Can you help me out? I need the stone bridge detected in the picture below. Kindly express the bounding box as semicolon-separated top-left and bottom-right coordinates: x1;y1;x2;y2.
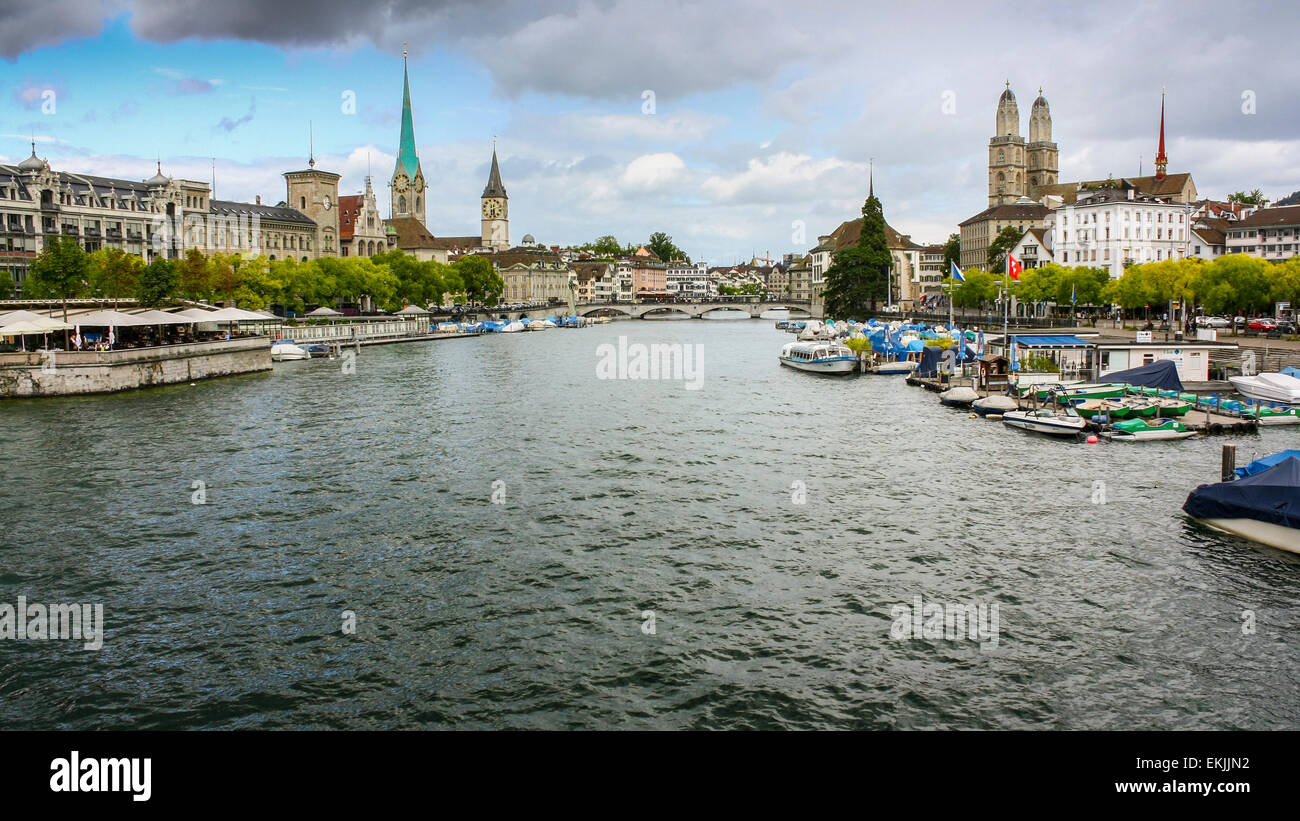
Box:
575;301;814;319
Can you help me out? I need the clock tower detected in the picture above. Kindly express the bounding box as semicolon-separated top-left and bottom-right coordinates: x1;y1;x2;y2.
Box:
390;46;426;224
481;147;508;250
284;147;341;258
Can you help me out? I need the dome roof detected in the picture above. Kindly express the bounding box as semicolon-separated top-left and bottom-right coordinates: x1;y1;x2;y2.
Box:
522;233;535;244
999;84;1017;104
17;145;45;172
1032;87;1049;108
145;161;171;186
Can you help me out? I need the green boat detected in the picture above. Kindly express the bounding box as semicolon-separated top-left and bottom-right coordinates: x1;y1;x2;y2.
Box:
1122;399;1160;418
1072;398;1133;419
1054;383;1130;402
1113;417;1189;433
1247;406;1300;426
1109;417;1196;440
1018;380;1084;400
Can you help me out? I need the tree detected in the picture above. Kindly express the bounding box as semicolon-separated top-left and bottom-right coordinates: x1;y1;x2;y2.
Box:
88;248;143;307
940;233;961;278
0;273;12;299
986;225;1023;273
1227;189;1265;206
177;248;213;301
589;235;623;257
26;235;90;324
137;258;179;308
647;232;685;263
951;268;998;309
823;192;891;318
452;254;503;305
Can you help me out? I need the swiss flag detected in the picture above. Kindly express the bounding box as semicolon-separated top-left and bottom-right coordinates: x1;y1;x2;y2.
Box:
1007;253;1022;281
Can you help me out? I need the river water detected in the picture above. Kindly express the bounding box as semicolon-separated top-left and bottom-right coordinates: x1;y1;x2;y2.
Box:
2;319;1298;729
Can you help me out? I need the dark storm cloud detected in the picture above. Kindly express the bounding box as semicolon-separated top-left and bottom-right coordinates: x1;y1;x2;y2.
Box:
0;0;117;60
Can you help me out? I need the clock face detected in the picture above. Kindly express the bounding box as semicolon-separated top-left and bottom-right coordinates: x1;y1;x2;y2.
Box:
394;177;408;192
483;200;500;218
323;196;332;210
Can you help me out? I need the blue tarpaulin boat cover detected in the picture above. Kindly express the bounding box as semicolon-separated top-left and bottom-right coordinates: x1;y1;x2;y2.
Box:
1184;456;1300;530
1282;366;1300;379
1103;359;1184;392
1235;450;1300;478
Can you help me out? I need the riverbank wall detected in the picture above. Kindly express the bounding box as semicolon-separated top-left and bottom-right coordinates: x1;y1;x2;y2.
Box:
0;337;272;399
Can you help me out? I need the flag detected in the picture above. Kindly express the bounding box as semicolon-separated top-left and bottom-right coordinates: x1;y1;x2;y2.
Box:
951;261;965;283
977;330;985;355
72;325;82;350
1007;253;1022;281
1010;335;1020;371
1071;283;1077;305
108;325;115;347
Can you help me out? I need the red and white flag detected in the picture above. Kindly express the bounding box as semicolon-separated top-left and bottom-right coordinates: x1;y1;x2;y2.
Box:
1007;253;1022;281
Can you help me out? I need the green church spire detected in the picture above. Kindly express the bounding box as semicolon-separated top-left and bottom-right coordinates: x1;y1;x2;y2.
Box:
394;45;421;182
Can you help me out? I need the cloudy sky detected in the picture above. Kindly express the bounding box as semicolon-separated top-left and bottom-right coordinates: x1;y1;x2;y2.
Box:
3;0;1298;263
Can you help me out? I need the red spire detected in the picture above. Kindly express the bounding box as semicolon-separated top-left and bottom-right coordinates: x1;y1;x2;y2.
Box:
1155;91;1168;180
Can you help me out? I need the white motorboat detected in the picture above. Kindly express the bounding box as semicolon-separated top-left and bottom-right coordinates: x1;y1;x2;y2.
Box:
778;341;858;375
1001;407;1087;437
1228;372;1300;404
500;320;525;333
871;357;918;374
270;340;310;361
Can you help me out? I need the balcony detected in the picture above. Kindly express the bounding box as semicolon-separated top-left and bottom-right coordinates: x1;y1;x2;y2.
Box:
39;201;59;213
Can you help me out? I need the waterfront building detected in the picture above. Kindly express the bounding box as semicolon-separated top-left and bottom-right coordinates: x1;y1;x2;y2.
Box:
495;242;574;304
958;199;1052;271
284;157;341;257
1190;217;1230;261
339;176;390;258
1009;227;1053;270
665;260;713;299
1224;205;1300;261
574;260;615;302
917;244;946;299
1049;183;1192;277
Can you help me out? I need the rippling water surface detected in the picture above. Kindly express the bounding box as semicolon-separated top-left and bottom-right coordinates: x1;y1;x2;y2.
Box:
2;320;1298;729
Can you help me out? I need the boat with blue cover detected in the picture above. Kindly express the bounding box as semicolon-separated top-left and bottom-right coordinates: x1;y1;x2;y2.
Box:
1183;455;1300;554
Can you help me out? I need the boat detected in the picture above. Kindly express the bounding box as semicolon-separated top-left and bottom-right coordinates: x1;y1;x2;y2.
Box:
871;359;918;374
972;394;1019;416
1154;398;1192;416
1072;398;1133;420
1001;407;1087;437
938;386;979;407
305;343;331;358
1183;455;1300;554
270;340;310;361
1106;417;1197;441
499;320;525;333
1229;372;1300;404
1246;405;1300;425
778;341;858;374
1017;380;1085;400
1052;383;1130;402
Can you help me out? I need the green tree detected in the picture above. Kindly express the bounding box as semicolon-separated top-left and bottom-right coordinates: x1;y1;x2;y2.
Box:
177;248;213;301
1227;189;1265;206
986;225;1023;273
647;232;685;263
26;235;90;323
87;248;143;307
940;233;961;279
0;273;12;299
587;235;623;257
951;268;999;309
823;192;891;318
453;254;503;305
137;258;180;308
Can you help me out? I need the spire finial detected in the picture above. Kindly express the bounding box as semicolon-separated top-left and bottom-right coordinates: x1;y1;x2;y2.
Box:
1038;85;1043;96
1005;79;1010;90
869;157;874;198
403;42;408;61
308;121;315;168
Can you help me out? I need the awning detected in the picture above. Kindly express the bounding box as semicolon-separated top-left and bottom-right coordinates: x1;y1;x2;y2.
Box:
1014;335;1091;347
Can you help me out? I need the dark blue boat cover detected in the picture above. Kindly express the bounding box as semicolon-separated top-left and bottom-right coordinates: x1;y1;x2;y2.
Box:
1183;456;1300;529
1235;449;1300;478
915;346;943;378
1104;358;1183;391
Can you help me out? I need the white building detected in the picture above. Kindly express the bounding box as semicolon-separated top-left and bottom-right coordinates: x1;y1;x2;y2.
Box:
666;261;713;298
1049;182;1192;278
1225;205;1300;262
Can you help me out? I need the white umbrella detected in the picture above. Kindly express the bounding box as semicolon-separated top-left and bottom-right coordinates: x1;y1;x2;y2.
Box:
206;307;271;321
0;309;64;329
77;309;150;327
304;306;342;317
133;309;194;325
1;317;72;351
173;308;222;321
396;305;429;315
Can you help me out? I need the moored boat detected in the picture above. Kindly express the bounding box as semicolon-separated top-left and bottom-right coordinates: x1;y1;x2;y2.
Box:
938;386;979;407
1002;407;1087;437
1106;417;1196;441
270;340;310;361
778;341;858;374
1247;405;1300;425
972;394;1018;416
1072;398;1132;420
1183;455;1300;554
1053;383;1130;403
1229;372;1300;404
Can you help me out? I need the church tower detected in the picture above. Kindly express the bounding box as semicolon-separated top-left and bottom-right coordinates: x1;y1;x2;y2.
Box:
1025;87;1059;197
390;45;427;224
480;146;508;250
1154;90;1168;181
988;81;1028;206
284;129;341;257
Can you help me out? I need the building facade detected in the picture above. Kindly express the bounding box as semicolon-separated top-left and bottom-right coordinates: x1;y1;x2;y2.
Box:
1225;205;1300;261
338;176;389;258
988;83;1059;206
958;200;1052;271
1049;184;1192;277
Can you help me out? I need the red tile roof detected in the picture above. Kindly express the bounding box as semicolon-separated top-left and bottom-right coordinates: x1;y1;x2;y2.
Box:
337;195;362;240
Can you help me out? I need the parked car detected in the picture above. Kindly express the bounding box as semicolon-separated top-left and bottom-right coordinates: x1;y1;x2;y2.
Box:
1202;316;1231;329
1275;319;1297;334
1248;318;1277;331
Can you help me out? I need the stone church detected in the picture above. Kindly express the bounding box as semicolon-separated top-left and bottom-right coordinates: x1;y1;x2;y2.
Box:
987;83;1059;207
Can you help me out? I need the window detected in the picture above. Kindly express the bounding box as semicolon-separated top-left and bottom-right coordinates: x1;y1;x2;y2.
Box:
300;196;306;208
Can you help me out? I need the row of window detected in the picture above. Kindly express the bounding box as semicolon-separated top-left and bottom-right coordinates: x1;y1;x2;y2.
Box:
1062;210;1184;225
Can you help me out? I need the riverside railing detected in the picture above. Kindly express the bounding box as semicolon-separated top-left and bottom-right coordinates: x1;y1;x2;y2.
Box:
273;319;431;344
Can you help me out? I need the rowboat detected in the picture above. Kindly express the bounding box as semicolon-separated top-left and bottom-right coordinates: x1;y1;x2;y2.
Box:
1002;407;1087;437
778;341;858;374
1072;398;1132;420
1053;383;1130;402
1106;417;1197;441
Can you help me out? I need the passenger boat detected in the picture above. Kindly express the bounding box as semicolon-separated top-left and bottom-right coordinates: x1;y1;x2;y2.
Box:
270;340;310;361
1183;455;1300;554
1106;417;1197;441
1001;407;1087;437
778;341;858;374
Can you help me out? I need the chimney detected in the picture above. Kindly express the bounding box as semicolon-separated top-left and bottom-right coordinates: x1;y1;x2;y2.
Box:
1127;188;1134;201
256;195;262;205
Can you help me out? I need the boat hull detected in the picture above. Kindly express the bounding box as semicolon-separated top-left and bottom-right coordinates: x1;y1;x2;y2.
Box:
1107;430;1198;441
271;343;309;361
871;361;917;374
1192;517;1300;555
1002;412;1086;436
779;356;857;375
